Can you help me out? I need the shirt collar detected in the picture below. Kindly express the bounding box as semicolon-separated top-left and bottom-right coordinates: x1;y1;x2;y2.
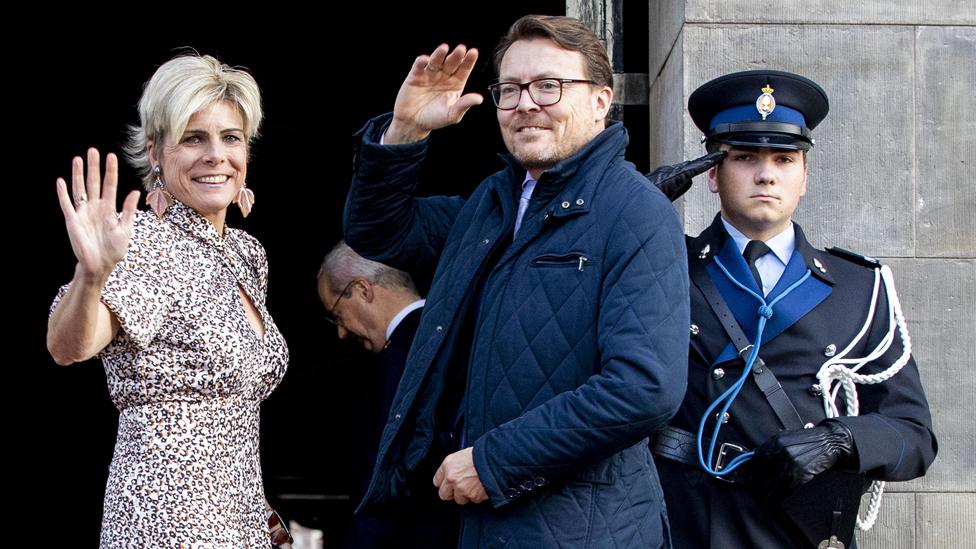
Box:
165;200;228;249
385;299;425;341
521;172;537;199
721;217;795;266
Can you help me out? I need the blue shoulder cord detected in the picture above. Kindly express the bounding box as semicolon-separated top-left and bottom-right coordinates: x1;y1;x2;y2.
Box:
696;257;812;476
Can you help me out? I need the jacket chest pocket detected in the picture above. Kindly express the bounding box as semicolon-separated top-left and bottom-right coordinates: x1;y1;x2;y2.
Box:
513;251;599;342
531;252;594;272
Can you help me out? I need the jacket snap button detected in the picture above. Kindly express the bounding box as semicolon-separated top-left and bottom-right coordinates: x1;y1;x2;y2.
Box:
575;198;584;206
561;201;570;209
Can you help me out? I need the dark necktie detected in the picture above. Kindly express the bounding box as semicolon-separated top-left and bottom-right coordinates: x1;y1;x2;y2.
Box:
743;240;772;292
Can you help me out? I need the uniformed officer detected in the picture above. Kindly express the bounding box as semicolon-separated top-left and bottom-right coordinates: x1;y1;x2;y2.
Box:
652;70;938;548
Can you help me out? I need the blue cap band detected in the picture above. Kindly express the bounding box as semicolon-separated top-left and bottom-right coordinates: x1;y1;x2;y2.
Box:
709;104;807;129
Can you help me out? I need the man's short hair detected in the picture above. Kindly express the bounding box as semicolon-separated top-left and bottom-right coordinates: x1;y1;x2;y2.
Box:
492;14;613;90
319;241;417;295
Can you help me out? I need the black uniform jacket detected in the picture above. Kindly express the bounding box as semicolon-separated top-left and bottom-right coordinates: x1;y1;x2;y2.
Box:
658;215;937;548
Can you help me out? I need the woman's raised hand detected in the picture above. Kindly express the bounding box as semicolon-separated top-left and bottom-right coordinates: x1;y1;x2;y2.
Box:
55;148;141;280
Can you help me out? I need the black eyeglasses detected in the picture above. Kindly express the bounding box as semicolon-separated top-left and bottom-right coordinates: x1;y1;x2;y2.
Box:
488;78;596;110
324;279;358;326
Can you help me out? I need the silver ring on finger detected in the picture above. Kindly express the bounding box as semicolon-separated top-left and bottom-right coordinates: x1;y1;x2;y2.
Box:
75;194;88;207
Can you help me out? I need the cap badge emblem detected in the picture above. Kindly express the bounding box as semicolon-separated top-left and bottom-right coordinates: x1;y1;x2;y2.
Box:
756;84;776;120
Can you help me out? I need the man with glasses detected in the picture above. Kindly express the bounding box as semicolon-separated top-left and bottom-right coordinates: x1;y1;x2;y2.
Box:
318;242;457;548
319;241;424;354
344;15;689;547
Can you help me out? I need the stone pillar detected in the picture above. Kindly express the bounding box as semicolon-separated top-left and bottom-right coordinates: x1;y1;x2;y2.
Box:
648;2;976;547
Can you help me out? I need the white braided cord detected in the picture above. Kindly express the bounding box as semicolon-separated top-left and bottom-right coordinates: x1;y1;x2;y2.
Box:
815;265;912;531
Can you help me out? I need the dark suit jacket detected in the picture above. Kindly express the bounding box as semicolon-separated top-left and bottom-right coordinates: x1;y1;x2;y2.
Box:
658;215;937;547
342;306;457;549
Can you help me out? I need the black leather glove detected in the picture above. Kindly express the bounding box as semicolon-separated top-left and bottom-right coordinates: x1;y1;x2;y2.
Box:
748;419;856;499
645;151;727;202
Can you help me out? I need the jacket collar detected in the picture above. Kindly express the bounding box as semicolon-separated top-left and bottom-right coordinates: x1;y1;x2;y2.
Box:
691;213;834;286
694;214;834;363
497;120;628;221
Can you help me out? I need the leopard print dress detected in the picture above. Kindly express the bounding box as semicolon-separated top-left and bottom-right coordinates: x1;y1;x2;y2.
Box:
53;201;289;547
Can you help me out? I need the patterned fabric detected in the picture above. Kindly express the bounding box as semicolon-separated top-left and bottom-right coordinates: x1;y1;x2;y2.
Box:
52;201;288;547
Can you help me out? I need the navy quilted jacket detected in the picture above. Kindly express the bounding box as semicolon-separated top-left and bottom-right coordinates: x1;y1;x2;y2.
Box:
345;114;689;548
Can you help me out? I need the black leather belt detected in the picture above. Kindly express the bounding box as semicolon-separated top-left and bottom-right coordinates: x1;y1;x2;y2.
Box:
651;426;752;484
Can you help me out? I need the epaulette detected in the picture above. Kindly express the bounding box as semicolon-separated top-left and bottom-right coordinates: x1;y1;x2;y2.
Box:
825;246;882;269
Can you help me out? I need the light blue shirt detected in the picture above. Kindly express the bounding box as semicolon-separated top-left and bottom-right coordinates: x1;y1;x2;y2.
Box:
721;218;795;296
514;172;537;236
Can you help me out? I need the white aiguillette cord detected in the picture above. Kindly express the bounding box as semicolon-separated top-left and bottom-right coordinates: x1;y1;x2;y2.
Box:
816;265;913;531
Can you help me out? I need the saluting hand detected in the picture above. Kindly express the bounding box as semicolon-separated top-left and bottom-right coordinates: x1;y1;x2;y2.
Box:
646;151;727;202
386;43;484;144
55;148;140;281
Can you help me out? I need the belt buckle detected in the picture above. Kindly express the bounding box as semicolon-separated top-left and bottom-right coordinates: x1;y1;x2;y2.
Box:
738;345;766;372
713;442;746;483
737;344;754;361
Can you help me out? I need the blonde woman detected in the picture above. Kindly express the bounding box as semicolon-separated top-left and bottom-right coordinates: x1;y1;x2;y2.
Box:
47;54;289;546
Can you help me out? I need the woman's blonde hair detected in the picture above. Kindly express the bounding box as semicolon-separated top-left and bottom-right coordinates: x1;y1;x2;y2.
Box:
124;53;263;189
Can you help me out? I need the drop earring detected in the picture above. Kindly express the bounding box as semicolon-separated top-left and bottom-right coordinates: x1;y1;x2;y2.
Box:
146;165;173;218
236;181;255;218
